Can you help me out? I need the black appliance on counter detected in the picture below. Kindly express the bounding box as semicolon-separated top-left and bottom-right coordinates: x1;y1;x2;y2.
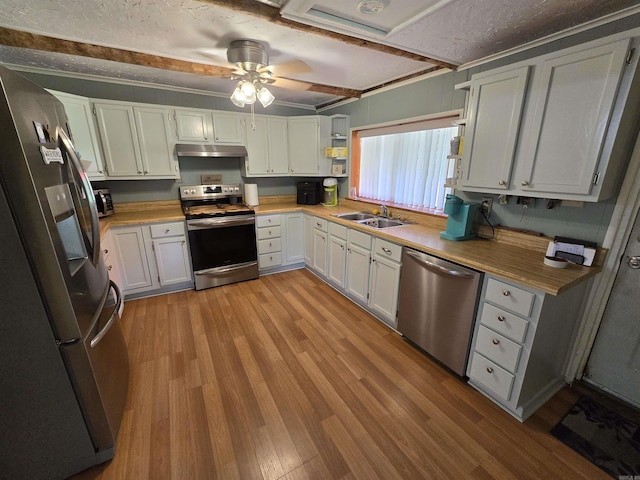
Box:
0;65;128;479
297;181;323;205
180;184;258;290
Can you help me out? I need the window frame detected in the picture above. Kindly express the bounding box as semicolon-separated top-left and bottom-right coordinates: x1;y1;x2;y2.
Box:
350;110;463;215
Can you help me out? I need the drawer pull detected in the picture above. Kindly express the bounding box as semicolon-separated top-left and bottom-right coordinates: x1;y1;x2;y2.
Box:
165;228;170;233
269;242;272;247
502;290;511;296
103;249;109;254
486;367;494;374
316;222;322;228
382;247;392;254
497;315;505;322
492;339;500;345
268;230;272;235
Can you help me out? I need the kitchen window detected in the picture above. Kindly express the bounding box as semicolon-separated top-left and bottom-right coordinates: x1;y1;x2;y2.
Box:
353;114;459;211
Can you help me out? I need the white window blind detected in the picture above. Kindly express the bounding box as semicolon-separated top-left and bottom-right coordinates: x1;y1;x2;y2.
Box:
357;117;457;210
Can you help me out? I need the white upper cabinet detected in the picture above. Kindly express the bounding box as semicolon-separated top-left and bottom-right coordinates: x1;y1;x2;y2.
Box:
212;111;244;144
243;115;289;176
515;39;631;196
457;36;635;201
174;109;243;144
49;90;106;180
93;101;178;179
133;106;176;177
174;109;213;143
460;66;530;190
94;102;144;177
288;116;332;176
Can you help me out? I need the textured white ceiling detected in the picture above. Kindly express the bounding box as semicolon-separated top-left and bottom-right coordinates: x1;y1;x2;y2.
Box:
0;0;638;107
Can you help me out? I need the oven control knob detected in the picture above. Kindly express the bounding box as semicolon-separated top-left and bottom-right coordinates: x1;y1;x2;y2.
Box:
190;189;196;194
234;186;240;192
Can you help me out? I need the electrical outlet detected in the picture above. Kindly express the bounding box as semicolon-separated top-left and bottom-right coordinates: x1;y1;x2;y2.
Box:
481;197;493;216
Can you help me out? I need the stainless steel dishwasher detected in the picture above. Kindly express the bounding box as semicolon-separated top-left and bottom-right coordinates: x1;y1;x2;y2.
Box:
397;247;482;376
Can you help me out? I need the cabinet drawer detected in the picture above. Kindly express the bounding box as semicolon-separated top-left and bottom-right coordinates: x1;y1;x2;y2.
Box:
149;222;185;238
373;238;402;263
258;237;281;254
257;225;281;240
329;221;348;240
257;214;281;228
485;278;535;317
468;352;515;402
348;228;372;249
259;252;282;269
475;325;522;373
479;303;529;343
313;217;328;232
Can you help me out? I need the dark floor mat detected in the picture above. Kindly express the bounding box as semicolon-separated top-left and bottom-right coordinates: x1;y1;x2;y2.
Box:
551;395;640;477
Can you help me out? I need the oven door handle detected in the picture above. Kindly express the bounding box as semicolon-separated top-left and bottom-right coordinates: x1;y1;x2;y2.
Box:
188;216;255;229
195;261;258;276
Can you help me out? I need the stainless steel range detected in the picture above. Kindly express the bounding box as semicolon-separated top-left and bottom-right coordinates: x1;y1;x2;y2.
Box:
180;184;258;290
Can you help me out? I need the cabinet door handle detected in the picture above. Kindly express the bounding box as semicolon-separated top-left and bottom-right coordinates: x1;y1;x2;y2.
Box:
521;180;529;186
316;223;322;228
340;244;344;250
492;339;500;345
498;180;506;186
382;247;392;255
502;290;510;296
486;367;494;374
103;249;109;254
497;315;505;322
107;265;112;271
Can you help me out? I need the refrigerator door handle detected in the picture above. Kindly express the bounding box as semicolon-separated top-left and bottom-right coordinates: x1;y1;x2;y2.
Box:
57;126;101;267
90;281;122;348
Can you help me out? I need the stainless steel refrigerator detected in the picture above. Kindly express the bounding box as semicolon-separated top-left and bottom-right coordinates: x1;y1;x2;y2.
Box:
0;66;129;479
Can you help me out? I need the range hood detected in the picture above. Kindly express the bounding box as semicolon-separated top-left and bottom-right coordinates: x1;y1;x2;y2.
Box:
175;143;248;158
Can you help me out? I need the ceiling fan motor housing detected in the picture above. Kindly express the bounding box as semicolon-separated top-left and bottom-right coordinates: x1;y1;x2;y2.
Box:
227;40;269;71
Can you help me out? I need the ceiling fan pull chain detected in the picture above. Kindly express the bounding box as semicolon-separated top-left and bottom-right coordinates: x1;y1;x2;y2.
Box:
250;103;256;131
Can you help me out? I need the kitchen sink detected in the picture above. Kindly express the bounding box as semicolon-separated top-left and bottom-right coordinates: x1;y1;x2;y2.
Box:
356;217;406;228
331;212;377;221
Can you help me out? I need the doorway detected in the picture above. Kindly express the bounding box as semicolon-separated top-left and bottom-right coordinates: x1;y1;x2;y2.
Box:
584;206;640;408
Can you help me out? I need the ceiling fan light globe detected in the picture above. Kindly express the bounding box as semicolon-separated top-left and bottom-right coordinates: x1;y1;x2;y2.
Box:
230;85;246;107
239;80;257;103
257;86;275;108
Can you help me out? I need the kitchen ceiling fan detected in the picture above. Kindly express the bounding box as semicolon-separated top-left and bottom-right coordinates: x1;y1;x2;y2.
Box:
223;39;311;108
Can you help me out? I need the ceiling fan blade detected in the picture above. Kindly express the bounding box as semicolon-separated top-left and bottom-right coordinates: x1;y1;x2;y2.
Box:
265;60;312;77
270;77;313;91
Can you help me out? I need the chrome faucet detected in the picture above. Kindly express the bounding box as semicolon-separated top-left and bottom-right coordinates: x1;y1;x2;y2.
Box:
379;204;388;218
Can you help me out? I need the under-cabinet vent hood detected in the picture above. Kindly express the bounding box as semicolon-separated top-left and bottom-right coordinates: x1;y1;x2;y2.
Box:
175;144;247;158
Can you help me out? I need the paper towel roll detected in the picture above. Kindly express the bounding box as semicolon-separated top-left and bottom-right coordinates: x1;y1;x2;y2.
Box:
244;183;259;206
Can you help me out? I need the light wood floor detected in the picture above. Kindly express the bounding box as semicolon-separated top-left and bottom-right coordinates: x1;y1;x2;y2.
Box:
72;269;608;480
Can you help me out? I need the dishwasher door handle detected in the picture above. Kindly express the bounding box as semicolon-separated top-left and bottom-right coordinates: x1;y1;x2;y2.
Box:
405;250;475;278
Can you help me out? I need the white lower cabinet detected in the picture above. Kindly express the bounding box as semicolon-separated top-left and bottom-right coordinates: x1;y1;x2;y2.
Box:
312;217;328;276
302;214;403;327
368;238;402;326
149;223;192;286
345;229;372;304
109;221;193;297
467;275;587;421
327;222;347;288
100;229;122;291
256;212;305;273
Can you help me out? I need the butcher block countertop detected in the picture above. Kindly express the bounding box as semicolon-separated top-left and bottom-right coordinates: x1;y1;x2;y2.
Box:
100;197;603;296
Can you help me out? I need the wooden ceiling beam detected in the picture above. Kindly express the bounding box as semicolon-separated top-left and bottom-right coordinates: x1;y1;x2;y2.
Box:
198;0;458;70
0;26;362;99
